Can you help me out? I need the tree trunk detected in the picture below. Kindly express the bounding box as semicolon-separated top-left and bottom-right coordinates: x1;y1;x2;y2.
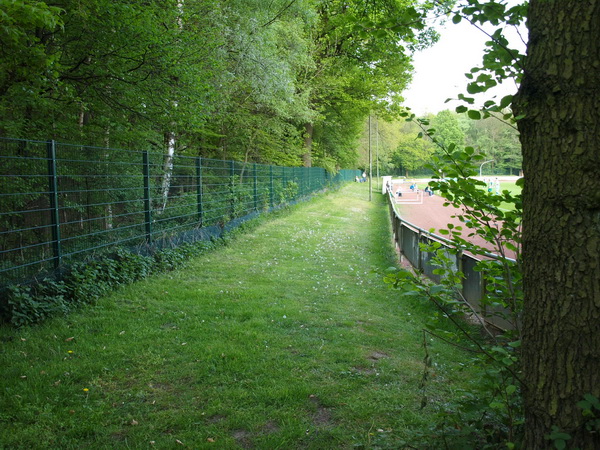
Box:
104;125;113;230
302;122;313;167
513;1;600;448
160;131;176;213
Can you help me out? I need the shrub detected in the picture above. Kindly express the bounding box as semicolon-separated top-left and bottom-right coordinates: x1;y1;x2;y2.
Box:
0;240;221;326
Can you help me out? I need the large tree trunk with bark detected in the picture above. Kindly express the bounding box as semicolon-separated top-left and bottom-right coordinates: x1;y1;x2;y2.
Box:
513;1;600;448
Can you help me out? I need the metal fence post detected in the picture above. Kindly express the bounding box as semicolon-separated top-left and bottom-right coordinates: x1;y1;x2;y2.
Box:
196;157;203;225
253;163;258;211
230;160;235;218
269;165;274;207
142;151;152;243
417;229;423;271
46;140;62;269
282;166;286;201
398;218;403;253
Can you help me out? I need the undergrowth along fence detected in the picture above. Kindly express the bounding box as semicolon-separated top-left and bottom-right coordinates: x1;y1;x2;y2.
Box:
0;137;359;287
386;190;514;331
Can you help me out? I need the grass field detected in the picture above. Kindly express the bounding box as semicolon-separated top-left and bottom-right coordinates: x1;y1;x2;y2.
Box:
498;181;522;211
0;183;483;448
499;180;522;195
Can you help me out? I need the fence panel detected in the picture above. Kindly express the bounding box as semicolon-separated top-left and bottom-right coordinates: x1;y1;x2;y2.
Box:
461;255;484;314
0;137;359;287
54;142;149;263
0;139;53;285
399;222;420;269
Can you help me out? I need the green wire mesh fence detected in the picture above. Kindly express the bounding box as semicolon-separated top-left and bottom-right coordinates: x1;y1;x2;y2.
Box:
0;137;359;287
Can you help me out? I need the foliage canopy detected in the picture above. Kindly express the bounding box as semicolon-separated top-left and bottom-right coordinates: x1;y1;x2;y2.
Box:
0;0;444;169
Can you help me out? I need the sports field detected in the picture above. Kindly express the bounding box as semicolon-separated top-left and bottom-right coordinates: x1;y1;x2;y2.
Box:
389;176;521;257
392;177;521;196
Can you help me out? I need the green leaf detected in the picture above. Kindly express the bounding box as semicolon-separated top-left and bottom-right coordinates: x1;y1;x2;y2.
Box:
467;110;481;120
458;93;475;104
429;285;444;294
578;400;592;411
452;14;462;24
583;393;600;408
554;440;566;450
489;401;504;410
466;83;483;94
500;94;513;108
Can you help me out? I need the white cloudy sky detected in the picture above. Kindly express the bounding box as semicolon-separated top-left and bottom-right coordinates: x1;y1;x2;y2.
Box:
402;9;527;116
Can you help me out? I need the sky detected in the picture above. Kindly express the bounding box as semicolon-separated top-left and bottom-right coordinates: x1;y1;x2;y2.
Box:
401;12;526;116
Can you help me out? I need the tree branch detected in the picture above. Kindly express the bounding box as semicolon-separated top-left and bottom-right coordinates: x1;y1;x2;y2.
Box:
262;0;298;28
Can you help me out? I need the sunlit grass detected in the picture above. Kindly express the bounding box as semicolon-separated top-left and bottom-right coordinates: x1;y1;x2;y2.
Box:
0;183;482;448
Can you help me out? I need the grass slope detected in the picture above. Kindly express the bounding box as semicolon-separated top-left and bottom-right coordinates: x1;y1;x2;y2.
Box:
0;183;478;449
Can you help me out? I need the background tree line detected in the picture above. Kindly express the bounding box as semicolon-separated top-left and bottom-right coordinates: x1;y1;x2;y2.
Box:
357;109;521;177
0;0;447;170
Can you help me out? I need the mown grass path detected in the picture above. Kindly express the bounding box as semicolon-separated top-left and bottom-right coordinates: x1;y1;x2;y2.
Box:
1;183;475;449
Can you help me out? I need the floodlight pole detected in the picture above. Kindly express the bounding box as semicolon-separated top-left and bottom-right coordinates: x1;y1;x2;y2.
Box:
376;116;379;191
368;115;372;201
479;160;494;177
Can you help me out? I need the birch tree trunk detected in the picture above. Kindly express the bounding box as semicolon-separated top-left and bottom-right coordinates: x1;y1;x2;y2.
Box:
103;125;113;230
159;0;184;214
513;1;600;447
160;131;176;213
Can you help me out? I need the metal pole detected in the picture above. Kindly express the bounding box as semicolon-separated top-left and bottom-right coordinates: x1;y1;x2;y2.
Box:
196;157;203;225
253;163;258;211
230;160;235;218
368;115;372;201
417;230;422;271
376;116;380;191
282;166;286;201
46;140;62;269
479;159;494;177
269;165;274;207
142;151;153;243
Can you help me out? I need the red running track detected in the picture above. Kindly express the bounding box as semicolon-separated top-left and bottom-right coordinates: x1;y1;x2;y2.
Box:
391;190;517;259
